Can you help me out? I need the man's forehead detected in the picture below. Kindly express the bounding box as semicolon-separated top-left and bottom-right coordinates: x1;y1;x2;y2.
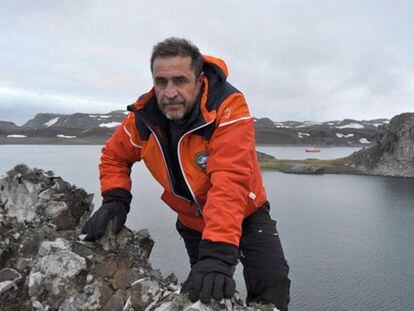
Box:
152;56;193;75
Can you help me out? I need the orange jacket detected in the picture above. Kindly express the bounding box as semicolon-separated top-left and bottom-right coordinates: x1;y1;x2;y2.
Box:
99;55;267;246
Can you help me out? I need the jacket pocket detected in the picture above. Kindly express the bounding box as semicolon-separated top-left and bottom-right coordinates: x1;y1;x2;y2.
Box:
161;191;197;217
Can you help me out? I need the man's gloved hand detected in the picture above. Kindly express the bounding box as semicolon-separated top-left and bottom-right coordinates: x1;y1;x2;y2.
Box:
181;240;239;303
81;189;132;241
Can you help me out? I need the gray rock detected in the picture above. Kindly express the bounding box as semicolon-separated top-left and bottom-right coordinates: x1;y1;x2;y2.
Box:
0;165;273;310
151;295;279;311
103;290;124;311
0;268;22;299
0;268;22;282
0;174;42;223
28;238;87;297
0;280;17;297
44;201;68;218
31;299;50;310
59;282;102;311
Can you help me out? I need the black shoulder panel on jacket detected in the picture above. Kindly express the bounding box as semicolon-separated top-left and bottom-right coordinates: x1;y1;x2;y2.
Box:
196;80;241;141
126;104;151;141
201;121;216;141
205;81;240;112
218;82;240;106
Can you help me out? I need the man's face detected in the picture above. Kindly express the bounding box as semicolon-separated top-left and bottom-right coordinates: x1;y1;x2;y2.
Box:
152;56;202;121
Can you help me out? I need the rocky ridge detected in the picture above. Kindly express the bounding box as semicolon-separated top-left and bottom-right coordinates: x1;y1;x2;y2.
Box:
0;165;275;310
0;110;389;146
253;117;387;146
0;111;127;144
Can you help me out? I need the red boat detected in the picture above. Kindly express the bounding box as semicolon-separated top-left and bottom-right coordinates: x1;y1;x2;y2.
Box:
305;148;321;153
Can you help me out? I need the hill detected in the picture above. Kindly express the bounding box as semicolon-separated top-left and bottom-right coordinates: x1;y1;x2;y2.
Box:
0;111;388;146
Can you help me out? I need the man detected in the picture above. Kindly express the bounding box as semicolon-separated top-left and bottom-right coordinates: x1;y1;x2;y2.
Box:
82;38;290;310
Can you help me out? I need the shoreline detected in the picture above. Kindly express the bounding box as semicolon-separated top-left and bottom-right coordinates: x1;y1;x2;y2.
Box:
259;158;414;179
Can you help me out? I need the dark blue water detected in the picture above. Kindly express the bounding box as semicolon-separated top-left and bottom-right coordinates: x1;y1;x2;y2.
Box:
1;145;413;310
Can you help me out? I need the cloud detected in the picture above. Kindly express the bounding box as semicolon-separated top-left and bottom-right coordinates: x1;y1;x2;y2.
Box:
1;0;414;124
0;86;126;125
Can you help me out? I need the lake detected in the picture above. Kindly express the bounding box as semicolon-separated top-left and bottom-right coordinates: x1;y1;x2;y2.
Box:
1;144;413;310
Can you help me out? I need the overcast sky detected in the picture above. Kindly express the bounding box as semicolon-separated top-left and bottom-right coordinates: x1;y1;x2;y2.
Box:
1;0;413;125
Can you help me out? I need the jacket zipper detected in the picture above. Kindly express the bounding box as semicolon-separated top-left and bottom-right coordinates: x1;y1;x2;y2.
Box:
177;120;215;216
140;121;192;204
135;108;214;216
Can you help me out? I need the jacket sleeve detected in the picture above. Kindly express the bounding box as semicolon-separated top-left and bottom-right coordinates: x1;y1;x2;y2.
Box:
203;93;255;247
99;112;142;195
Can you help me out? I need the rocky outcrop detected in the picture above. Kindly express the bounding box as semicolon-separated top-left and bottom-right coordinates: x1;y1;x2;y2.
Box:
345;113;414;177
0;165;274;310
260;113;414;178
256;151;275;162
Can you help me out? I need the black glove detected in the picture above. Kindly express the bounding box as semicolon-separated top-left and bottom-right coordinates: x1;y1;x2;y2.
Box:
181;240;239;303
81;189;132;241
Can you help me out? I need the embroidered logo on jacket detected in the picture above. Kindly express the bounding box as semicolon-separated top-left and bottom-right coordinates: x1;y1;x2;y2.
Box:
194;151;208;171
223;107;231;119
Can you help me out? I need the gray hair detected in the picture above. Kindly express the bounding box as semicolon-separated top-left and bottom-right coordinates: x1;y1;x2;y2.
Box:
150;37;204;78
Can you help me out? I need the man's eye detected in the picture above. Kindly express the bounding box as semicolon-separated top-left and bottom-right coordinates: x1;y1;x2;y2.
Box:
174;78;187;85
155;79;167;88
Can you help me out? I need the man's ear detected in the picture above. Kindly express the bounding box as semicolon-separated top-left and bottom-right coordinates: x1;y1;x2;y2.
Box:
197;72;205;87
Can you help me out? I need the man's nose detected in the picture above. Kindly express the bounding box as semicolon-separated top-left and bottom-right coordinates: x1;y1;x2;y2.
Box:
165;82;178;98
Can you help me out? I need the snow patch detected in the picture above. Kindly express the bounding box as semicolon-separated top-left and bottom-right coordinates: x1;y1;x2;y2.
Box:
57;134;76;139
359;138;371;144
274;122;291;128
7;134;27;138
304;121;321;126
44;117;59;127
372;123;385;127
336;133;354;138
336;123;364;129
296;121;321;128
99;122;121;128
297;132;310;139
295;122;320;128
90;115;111;119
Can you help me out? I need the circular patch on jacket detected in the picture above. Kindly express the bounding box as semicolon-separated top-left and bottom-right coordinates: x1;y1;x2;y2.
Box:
194;151;208;171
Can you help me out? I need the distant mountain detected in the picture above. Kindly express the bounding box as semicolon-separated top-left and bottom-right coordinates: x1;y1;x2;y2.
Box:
0;111;128;144
253;117;389;146
21;111;128;129
0;110;390;146
0;121;19;130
